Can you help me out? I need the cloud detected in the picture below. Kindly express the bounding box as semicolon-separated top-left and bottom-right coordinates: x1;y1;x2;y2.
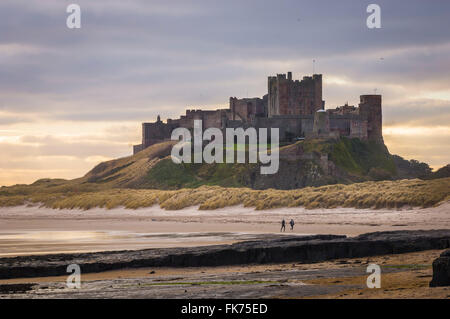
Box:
0;0;449;184
0;128;136;185
383;99;450;127
384;132;450;169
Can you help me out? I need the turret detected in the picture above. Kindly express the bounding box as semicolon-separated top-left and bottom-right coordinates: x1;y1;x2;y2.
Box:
313;109;330;135
359;95;382;142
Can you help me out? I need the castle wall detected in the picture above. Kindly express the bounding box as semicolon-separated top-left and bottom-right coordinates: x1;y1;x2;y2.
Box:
329;114;352;136
256;117;298;141
142;109;231;149
255;115;315;140
313;110;330;135
329;103;358;115
230;97;265;122
300;117;314;136
200;110;224;129
350;119;368;140
135;74;383;154
176;109;230;131
142;120;178;148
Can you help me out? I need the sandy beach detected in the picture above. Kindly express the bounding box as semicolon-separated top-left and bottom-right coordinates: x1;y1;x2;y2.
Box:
0;202;449;257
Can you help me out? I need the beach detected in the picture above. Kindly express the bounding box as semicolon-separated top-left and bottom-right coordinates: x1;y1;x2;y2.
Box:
0;202;449;257
1;249;449;299
0;203;449;299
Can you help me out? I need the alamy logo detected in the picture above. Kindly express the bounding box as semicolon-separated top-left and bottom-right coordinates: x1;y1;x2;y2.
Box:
366;264;381;288
66;4;81;29
366;4;381;29
66;264;81;289
171;120;279;174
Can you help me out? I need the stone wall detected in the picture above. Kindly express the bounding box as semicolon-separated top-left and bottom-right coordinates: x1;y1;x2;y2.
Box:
230;97;265;122
256;115;308;141
142;119;178;148
313;110;330;135
350;119;368;140
134;73;383;153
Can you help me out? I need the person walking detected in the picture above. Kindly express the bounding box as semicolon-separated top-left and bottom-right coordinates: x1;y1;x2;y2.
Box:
289;219;295;231
281;219;286;232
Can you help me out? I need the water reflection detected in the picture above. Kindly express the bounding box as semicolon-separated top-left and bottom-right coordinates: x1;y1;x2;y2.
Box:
0;231;284;257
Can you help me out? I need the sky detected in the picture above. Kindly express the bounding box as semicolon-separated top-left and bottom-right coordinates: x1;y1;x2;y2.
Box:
1;0;450;186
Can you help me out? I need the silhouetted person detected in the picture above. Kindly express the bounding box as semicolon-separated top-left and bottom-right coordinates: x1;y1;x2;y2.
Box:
281;219;286;232
289;219;295;231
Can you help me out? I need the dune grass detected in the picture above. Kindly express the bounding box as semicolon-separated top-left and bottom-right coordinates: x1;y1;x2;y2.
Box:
0;177;449;211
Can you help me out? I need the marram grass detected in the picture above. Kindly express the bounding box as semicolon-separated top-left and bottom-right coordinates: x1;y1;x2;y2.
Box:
0;177;449;211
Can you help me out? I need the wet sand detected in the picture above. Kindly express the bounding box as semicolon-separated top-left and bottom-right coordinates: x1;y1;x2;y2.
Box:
0;202;449;257
1;249;448;299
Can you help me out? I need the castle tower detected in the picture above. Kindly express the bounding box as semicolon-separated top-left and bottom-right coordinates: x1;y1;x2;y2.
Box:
359;95;382;142
268;72;324;117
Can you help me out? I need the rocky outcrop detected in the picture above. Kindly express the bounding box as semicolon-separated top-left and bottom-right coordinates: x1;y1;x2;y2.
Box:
0;230;449;280
430;249;450;287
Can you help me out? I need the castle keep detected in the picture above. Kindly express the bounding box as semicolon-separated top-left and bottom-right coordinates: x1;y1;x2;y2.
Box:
133;72;382;154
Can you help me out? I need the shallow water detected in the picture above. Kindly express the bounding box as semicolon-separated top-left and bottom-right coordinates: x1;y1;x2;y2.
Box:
0;202;449;257
0;230;300;257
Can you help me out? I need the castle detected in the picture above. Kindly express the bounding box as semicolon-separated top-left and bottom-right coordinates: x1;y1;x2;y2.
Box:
133;72;382;154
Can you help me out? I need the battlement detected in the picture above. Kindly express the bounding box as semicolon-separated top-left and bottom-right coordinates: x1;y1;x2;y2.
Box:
329;103;358;115
133;73;383;154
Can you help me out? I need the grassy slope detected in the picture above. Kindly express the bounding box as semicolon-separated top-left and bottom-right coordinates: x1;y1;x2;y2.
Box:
65;138;395;190
1;138;448;210
145;160;255;189
139;138;398;189
0;138;411;194
331;138;397;177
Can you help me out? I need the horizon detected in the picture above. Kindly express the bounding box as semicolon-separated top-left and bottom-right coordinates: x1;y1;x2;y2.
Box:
1;0;450;186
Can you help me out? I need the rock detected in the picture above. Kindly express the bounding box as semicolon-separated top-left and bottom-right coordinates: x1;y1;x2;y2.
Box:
430;249;450;287
0;230;449;280
0;283;35;294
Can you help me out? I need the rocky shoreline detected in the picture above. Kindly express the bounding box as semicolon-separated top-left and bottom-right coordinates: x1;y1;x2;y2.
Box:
1;230;449;280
